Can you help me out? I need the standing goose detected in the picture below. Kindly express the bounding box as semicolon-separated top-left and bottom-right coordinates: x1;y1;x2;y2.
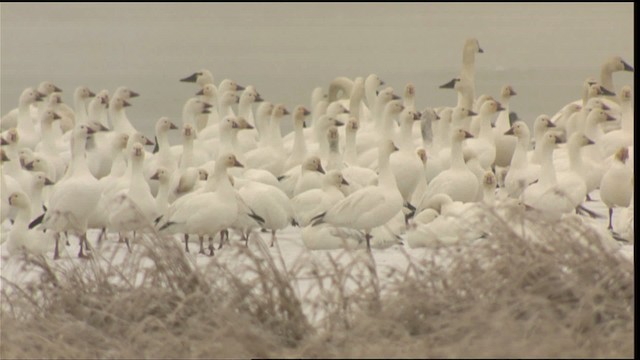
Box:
503;121;541;198
311;139;403;252
40;125;100;259
4;192;49;256
600;147;633;231
463;99;504;169
389;109;423;208
493;85;518;168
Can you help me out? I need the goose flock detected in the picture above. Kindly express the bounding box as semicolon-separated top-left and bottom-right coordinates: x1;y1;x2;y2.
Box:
0;38;634;260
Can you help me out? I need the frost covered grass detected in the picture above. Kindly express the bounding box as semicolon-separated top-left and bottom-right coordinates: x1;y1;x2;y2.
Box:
0;205;634;358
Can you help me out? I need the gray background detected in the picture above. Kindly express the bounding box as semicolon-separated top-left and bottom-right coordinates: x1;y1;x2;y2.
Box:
1;3;634;136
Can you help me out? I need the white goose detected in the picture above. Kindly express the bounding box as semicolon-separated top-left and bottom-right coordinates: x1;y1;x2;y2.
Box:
1;148;22;224
244;104;290;177
599;86;633;158
422;128;478;203
40;124;100;259
463;99;504;169
3;192;50;256
107;143;158;251
12;88;45;150
278;155;325;198
389;109;423;207
503;121;540;198
159;154;244;255
311;139;403;251
493;85;518;168
145;117;179;194
599;147;633;231
283;106;311;171
292;170;349;227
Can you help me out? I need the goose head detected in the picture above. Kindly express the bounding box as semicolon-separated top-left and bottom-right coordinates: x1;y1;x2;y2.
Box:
37;81;62;95
197;168;208;181
271;104;290;120
114;133;130;151
326;126;339;147
452;107;476;124
18;148;35;168
422;193;454;214
587;83;615;97
110;96;131;111
504;121;531;141
326;102;349;117
365;74;385;88
377;87;401;102
130;143;146;165
196;83;218;99
220;116;240;132
404;83;416;99
325;169;349;188
48;93;64;106
604;56;634;73
399;109;421;126
180;69;214;86
4;128;19;145
236;117;254;130
183;98;213;117
614;147;629;164
619;85;632;103
540;131;563;151
156;117;179;134
465;38;484;54
32;171;54;188
302;156;325;174
416;148;427;165
19;88;45;106
346;117;359;133
240;85;263;104
40;108;61;127
291;105;310;129
114;87;139;100
500;85;517;99
452;127;474;142
74;86;95;101
91;90;110;110
129;132;154;148
311;87;327;108
478;99;505;116
256;101;274;120
0;149;9;162
217;153;244;170
7;191;30;209
383;100;405;118
150;167;170;183
482;170;497;188
568;132;595;148
220;91;240;107
218;79;245;93
586;108;616;124
561;103;582;118
181;124;196;142
532;115;555;135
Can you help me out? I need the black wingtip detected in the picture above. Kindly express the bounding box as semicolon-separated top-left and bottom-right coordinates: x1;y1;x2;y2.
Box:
29;212;45;229
159;221;175;231
310;212;327;226
248;211;265;225
152;136;160;154
277;175;286;182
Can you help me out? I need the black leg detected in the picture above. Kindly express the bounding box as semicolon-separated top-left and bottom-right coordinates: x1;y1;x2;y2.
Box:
366;232;372;253
53;233;60;260
184;234;190;253
208;236;215;256
198;235;206;254
608;208;614;231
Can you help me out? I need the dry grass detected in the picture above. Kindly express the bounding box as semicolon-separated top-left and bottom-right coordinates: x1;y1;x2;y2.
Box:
1;204;634;358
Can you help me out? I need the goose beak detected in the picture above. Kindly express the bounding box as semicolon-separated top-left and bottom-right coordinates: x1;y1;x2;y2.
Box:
150;171;160;180
334;120;344;127
180;73;199;82
0;137;7;146
605;113;617;121
35;92;46;101
145;136;155;146
496;103;505;112
547;121;556;128
302;120;307;129
413;111;422;120
391;94;401;100
585;137;595;145
199;170;208;180
468;110;478;117
601;103;611;111
434;113;440;120
554;135;564;144
283;108;290;115
234;158;244;168
244;123;254;130
622;60;634;72
169;122;179;130
504;127;515;135
202;109;211;114
464;130;474;139
236;84;245;91
341;178;350;186
1;151;9;161
203;102;213;109
97;123;110;132
53;112;61;120
129;91;139;98
255;94;264;102
88;90;96;97
392;142;399;152
53;85;62;92
599;86;616;96
24;161;34;170
317;163;325;174
478;47;484;53
122;100;132;107
195;89;204;96
101;96;109;105
509;88;517;96
303;108;311;116
231;121;239;129
439;78;457;89
379;80;385;86
86;126;96;135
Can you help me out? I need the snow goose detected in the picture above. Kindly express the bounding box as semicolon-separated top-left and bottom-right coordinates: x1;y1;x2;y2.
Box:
65;86;95;132
598;56;634;96
4;192;49;256
159;153;244;255
244;104;290;177
197;91;235;139
108;95;137;136
389;109;423;207
493;85;518;167
144;117;179;193
40;124;100;259
168;124;205;202
423;127;477;203
357;100;404;168
310;86;327;117
503;121;540;198
292;170;348;227
193;84;218;132
463;99;504;169
107;143;158;251
32;109;65;181
599;147;633;230
278;155;325;198
340;117;378;193
555;133;592;213
234;85;264;151
1;128;32;193
521;132;577;220
283;106;311;171
253;101;275;147
180;69;215;87
363;74;385;116
528;115;557;164
150;167;171;219
327;76;355;103
460;38;483;93
439;77;474;116
13;88;45;150
311;139;403;252
1;148;22;224
581;107;618;161
599;86;633;158
564;83;613;138
613;176;633;242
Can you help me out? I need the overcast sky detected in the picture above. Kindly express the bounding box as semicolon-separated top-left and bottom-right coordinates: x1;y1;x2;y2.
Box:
1;3;634;133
